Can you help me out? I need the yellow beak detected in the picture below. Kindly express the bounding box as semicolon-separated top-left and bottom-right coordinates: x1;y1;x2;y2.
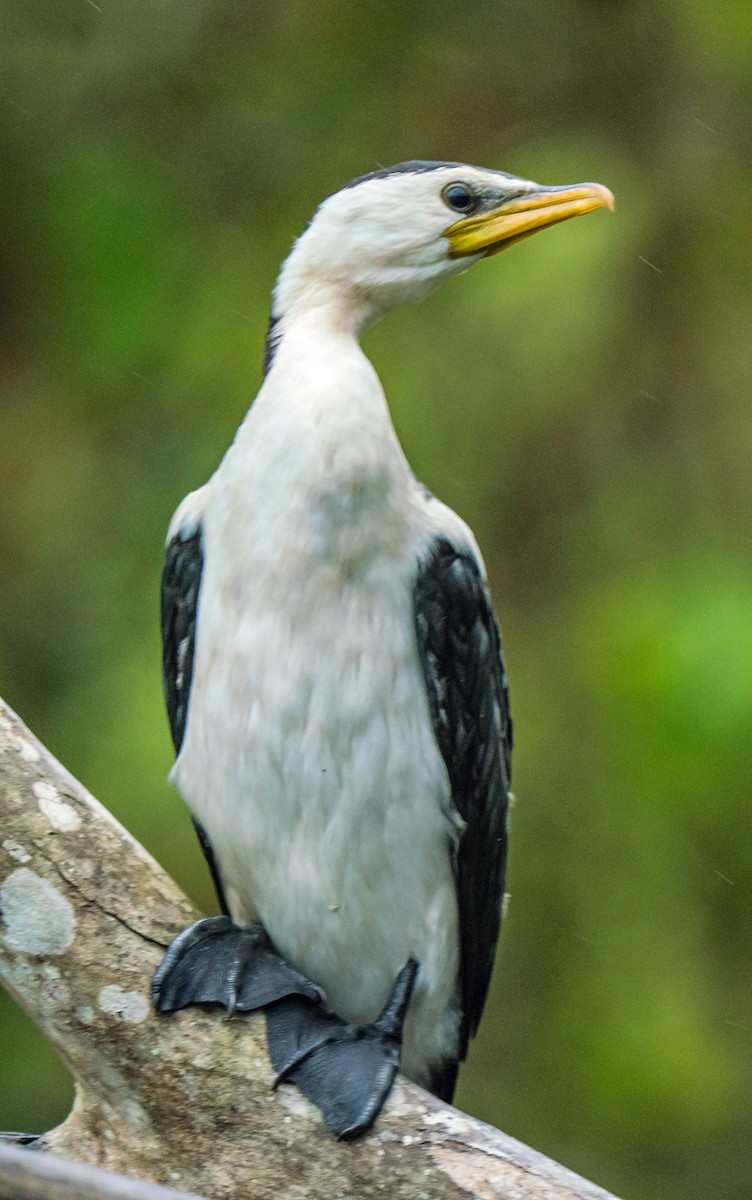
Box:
445;181;615;258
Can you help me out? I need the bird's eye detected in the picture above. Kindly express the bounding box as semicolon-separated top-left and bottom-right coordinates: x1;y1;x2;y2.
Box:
442;183;477;214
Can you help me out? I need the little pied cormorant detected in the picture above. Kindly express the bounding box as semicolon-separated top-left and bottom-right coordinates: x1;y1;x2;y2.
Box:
153;161;614;1137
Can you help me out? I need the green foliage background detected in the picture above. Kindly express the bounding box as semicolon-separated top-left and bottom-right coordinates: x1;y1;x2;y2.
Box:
1;3;750;1197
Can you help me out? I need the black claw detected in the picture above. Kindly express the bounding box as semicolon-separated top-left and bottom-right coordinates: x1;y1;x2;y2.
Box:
373;958;419;1038
266;958;419;1139
152;917;324;1015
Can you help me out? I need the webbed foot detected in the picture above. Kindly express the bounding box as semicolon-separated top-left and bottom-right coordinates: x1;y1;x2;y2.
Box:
152;916;324;1016
266;958;418;1138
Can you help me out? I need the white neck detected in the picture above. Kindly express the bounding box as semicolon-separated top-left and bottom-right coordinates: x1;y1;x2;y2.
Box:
219;302;416;576
272;266;381;345
242;299;405;472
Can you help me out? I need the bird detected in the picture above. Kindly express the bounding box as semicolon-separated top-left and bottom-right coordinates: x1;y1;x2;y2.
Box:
152;160;614;1137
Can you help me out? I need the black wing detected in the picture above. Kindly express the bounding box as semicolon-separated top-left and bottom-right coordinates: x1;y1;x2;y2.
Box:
161;525;230;916
414;536;512;1075
161;526;204;755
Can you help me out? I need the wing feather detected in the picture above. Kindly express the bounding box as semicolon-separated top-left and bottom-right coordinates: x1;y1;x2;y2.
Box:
161;527;204;755
160;523;229;915
414;536;512;1066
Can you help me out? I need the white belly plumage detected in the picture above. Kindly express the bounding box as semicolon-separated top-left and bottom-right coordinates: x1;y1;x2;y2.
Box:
171;455;462;1081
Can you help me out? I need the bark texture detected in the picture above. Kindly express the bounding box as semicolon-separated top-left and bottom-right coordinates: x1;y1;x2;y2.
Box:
0;697;621;1200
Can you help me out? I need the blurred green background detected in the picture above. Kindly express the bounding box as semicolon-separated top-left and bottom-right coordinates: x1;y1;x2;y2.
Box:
1;2;750;1197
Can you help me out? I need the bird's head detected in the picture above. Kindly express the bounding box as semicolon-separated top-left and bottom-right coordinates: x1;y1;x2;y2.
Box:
272;161;614;334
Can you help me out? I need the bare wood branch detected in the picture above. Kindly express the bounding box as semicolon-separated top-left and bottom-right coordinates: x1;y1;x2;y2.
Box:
0;1141;204;1200
0;696;622;1200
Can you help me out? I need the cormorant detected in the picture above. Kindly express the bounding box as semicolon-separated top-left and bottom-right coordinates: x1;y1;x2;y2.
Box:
153;161;613;1136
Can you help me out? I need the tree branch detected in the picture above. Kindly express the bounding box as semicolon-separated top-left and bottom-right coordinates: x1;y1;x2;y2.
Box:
0;1141;204;1200
0;697;621;1200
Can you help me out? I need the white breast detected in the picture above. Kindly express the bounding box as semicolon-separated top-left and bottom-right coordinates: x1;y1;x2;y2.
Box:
171;320;462;1080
